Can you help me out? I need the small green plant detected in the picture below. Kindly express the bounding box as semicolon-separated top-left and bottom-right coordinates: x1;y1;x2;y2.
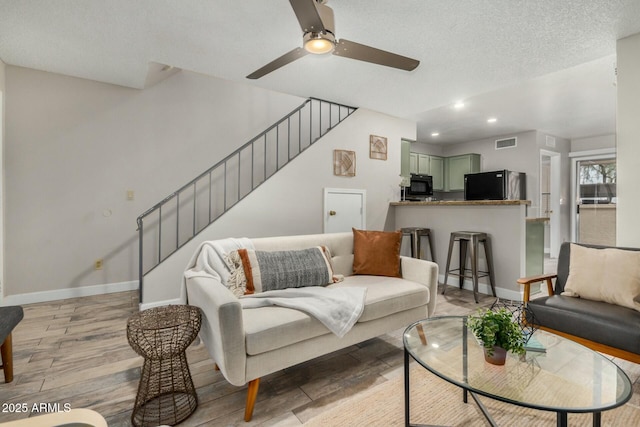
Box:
467;308;526;356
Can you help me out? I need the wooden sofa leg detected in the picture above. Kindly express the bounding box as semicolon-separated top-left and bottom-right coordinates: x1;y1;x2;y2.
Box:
244;378;260;422
1;333;14;383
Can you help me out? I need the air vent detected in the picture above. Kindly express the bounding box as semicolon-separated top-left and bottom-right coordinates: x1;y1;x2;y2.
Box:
545;135;556;148
495;137;517;150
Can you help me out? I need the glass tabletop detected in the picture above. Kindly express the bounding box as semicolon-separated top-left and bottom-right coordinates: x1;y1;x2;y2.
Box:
404;316;633;413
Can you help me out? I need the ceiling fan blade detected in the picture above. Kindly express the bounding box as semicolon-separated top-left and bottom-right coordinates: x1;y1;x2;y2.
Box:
246;47;308;79
333;39;420;71
289;0;326;33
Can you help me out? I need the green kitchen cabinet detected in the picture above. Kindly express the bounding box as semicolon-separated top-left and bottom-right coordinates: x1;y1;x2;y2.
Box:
417;154;430;174
429;156;444;190
409;152;418;174
401;140;411;177
445;154;480;191
408;152;445;190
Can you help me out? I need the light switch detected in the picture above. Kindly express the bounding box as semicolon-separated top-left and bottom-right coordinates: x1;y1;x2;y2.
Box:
127;190;134;201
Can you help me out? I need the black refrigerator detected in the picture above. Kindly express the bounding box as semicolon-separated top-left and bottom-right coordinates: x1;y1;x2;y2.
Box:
464;170;526;201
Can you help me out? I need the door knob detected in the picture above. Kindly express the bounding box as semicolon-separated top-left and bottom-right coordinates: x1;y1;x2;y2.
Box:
329;210;336;216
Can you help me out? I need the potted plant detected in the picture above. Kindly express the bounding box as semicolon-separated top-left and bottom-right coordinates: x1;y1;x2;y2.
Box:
466;308;526;365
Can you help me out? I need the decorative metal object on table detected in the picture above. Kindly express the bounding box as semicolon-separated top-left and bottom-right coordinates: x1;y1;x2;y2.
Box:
127;305;202;427
490;298;539;346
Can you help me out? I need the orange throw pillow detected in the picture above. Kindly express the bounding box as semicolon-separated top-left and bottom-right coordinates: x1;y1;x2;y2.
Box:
352;228;402;277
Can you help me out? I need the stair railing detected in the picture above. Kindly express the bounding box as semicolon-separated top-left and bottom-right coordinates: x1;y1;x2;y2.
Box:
136;98;356;300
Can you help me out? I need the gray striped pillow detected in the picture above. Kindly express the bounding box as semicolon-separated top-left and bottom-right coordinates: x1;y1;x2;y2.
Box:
227;246;337;296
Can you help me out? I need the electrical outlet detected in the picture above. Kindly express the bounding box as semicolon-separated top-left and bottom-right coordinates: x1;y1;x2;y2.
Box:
95;259;103;270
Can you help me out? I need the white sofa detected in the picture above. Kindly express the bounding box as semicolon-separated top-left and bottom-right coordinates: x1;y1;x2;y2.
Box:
185;231;438;421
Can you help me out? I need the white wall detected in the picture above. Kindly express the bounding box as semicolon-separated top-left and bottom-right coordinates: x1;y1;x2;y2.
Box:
0;59;5;300
570;134;616;152
4;66;307;301
409;141;444;156
616;32;640;247
143;108;416;304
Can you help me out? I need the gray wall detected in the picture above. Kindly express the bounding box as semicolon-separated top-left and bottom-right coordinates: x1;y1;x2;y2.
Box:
616;32;640;247
4;66;307;299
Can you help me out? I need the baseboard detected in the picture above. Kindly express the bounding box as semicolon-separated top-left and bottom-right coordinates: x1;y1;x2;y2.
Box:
1;280;139;306
439;274;522;302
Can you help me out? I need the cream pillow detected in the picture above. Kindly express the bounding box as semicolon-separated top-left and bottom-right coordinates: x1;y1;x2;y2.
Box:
562;243;640;311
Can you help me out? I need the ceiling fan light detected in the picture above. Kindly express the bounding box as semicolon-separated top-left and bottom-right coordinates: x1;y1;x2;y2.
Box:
303;32;335;54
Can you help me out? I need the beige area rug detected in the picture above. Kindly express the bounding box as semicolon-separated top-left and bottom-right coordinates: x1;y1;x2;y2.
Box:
303;364;640;427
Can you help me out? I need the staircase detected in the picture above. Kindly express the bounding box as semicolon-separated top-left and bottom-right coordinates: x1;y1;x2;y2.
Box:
136;98;356;300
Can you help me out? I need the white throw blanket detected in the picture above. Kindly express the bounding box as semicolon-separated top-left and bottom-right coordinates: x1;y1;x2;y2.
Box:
182;238;254;303
240;286;367;338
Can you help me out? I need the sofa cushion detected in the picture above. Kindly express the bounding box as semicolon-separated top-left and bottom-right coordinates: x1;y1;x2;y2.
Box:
227;246;336;296
527;295;640;354
352;229;401;277
562;244;640;311
332;275;429;322
242;275;429;355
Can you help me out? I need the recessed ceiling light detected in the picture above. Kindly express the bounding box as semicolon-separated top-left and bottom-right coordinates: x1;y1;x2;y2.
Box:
431;132;440;137
487;117;497;123
453;101;465;109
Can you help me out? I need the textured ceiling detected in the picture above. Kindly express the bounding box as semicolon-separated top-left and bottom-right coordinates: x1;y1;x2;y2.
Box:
1;0;639;144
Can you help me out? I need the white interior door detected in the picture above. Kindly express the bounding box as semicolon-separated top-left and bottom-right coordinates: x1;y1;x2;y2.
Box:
323;188;366;233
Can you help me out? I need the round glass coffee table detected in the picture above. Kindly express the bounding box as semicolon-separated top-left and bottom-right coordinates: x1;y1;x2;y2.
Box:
403;316;632;427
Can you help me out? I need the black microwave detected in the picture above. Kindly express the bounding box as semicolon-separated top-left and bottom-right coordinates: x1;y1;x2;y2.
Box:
406;174;433;200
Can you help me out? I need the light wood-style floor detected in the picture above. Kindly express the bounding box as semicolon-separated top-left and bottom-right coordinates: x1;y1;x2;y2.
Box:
2;286;639;426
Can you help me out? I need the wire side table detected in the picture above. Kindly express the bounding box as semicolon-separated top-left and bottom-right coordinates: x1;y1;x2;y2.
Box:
127;305;201;427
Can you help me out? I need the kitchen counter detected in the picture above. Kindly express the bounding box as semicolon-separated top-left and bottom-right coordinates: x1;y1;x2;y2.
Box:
392;201;542;300
391;200;531;206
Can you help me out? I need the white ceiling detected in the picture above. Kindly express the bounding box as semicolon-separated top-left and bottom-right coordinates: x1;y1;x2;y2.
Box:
1;0;639;144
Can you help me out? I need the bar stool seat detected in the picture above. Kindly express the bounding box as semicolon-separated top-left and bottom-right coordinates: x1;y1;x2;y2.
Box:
442;231;496;303
401;227;436;262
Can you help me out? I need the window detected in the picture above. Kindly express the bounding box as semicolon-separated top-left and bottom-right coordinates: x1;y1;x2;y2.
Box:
579;159;616;204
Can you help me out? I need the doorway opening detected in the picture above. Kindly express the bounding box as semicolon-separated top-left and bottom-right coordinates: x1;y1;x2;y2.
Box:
540;150;561;260
571;151;617;245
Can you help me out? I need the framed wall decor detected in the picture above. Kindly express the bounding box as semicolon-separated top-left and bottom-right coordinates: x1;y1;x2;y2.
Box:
369;135;388;160
333;149;356;177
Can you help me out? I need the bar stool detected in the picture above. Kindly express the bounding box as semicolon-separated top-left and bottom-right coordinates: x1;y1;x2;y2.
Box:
442;231;496;303
401;227;436;262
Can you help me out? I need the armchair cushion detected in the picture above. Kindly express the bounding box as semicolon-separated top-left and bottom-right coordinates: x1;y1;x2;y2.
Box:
0;306;24;343
562;243;640;311
527;295;640;355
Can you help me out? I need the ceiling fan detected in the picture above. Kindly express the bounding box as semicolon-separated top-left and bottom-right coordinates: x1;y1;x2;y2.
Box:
246;0;420;79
